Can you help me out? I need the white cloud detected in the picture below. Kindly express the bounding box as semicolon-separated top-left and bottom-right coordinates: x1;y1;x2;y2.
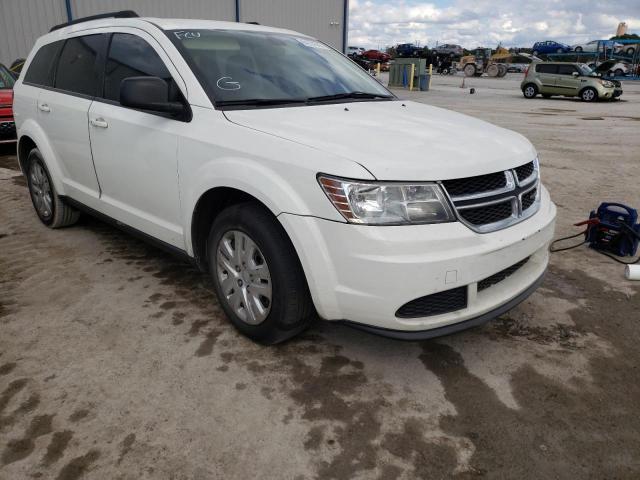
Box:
348;0;640;49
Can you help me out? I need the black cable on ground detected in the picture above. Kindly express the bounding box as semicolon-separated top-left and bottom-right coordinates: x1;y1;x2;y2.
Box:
549;230;588;253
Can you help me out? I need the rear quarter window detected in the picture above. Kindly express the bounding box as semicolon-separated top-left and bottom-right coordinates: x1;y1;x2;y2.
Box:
24;41;64;87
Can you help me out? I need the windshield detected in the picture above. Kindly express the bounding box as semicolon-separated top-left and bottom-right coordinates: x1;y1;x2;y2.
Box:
168;29;392;108
0;65;16;89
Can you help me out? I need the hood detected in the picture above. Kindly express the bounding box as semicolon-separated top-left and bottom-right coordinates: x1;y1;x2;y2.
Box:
225;100;537;180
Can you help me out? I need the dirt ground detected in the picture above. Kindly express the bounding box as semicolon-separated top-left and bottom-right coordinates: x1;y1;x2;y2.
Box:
1;74;639;480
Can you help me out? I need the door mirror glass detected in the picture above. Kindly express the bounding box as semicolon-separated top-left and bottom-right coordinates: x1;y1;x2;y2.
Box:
120;76;184;115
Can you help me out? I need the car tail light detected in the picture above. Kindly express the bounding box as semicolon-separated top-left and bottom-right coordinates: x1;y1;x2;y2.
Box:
524;66;530;75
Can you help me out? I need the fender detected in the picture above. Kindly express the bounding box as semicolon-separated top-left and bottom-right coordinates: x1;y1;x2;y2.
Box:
17;119;67;196
181;154;352;257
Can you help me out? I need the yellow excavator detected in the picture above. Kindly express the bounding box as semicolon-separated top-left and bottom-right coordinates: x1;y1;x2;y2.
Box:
460;47;510;77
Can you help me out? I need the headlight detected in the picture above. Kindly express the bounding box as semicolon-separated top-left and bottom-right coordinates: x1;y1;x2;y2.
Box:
602;80;614;88
318;174;455;225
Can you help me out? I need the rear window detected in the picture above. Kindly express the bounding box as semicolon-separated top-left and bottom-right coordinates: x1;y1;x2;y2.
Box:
535;64;557;74
55;35;103;96
24;41;64;87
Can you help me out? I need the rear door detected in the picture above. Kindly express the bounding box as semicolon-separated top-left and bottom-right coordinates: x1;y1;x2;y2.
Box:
535;63;559;93
555;64;582;95
37;34;105;203
88;30;188;247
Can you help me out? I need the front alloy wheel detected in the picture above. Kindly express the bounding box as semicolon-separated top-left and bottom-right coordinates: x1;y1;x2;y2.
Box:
581;88;597;102
216;230;272;325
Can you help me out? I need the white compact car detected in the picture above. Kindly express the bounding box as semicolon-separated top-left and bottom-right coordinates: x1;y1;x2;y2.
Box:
13;11;556;344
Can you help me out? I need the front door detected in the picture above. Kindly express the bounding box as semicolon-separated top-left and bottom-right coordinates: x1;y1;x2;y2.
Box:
555;64;582;95
88;31;188;248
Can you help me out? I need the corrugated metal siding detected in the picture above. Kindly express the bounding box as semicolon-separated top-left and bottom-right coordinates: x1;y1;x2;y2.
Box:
0;0;67;65
239;0;346;51
70;0;236;23
1;0;348;65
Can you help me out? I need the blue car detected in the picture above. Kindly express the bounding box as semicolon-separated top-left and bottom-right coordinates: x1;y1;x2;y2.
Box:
532;41;571;55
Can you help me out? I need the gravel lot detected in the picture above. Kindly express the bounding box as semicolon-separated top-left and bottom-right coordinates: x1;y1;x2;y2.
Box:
1;73;639;480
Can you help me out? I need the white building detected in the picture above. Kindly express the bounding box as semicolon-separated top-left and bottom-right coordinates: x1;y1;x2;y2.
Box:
0;0;349;65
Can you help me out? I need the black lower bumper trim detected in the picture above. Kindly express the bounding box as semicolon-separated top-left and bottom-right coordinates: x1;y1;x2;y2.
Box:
341;271;546;341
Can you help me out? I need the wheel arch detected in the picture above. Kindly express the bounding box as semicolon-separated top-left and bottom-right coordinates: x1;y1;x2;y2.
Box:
17;119;66;195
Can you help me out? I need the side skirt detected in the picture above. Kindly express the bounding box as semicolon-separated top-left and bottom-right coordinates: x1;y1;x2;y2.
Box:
61;196;196;266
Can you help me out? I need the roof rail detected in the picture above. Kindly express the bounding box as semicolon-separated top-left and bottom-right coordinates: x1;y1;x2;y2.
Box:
50;10;139;32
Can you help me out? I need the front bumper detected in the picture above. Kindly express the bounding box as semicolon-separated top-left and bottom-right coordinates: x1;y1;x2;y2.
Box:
279;185;556;334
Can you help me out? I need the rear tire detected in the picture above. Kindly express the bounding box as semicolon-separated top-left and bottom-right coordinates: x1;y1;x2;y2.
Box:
26;149;80;228
207;202;314;344
580;87;598;102
614;68;624;77
523;83;538;99
574;46;583;53
626;47;635;56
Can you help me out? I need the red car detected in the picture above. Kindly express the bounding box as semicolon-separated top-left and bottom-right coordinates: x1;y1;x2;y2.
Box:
361;49;391;62
0;64;17;144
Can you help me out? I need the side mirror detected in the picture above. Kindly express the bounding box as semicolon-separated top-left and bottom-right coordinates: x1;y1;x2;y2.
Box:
572;71;579;77
120;76;185;115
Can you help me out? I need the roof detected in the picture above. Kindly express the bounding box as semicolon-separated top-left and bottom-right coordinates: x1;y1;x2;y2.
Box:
47;16;305;39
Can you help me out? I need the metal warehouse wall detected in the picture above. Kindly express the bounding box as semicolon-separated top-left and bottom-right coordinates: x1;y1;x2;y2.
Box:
0;1;67;66
0;0;348;66
239;0;347;51
70;0;236;24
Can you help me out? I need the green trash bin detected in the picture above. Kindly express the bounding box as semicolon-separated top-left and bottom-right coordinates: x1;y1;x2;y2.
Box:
419;74;431;91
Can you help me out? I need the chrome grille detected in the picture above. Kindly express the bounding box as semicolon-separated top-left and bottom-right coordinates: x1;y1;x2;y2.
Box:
442;159;540;233
442;172;507;197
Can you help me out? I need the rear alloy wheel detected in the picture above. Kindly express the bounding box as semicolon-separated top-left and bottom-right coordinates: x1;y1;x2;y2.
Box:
581;87;597;102
208;202;314;344
626;47;635;56
575;46;583;53
523;84;538;99
26;148;80;228
614;68;624;77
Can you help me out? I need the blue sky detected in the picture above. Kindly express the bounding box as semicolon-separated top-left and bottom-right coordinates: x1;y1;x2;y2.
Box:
348;0;640;50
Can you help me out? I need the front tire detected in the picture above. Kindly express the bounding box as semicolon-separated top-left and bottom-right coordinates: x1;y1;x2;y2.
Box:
580;87;598;102
208;202;314;344
26;149;80;228
523;83;538;99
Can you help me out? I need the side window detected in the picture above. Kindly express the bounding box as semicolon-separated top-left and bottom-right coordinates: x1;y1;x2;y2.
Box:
55;35;103;96
24;41;64;87
103;33;176;103
536;64;557;74
557;65;576;76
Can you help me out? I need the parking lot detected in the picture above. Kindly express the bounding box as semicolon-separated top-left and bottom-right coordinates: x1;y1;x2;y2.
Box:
1;73;639;479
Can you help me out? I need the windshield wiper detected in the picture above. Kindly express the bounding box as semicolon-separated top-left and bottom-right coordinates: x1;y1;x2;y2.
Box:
307;91;394;103
217;98;308;107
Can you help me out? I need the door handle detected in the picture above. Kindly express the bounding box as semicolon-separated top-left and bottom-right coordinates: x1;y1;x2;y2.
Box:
38;103;50;113
90;118;108;128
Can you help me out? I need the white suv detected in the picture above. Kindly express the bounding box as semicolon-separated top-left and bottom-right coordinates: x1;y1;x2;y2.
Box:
13;12;556;344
